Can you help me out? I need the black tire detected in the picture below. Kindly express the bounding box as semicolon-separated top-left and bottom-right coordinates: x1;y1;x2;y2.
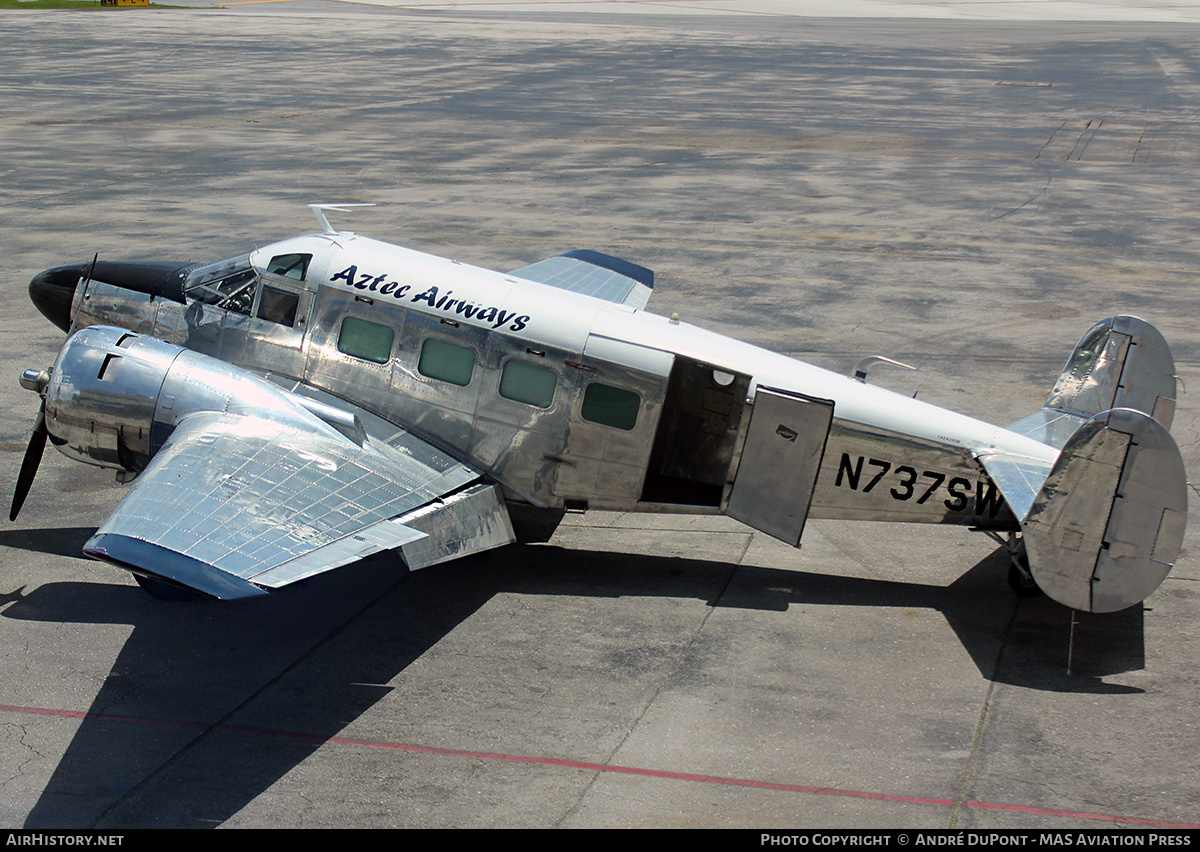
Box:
134;573;206;602
1007;560;1043;598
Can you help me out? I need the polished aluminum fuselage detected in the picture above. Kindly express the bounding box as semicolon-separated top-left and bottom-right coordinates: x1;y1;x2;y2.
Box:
69;232;1057;542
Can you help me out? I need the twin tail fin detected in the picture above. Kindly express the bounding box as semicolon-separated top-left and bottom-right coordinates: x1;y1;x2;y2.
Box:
979;316;1187;612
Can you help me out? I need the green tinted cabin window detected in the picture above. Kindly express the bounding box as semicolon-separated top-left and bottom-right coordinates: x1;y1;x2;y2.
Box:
581;382;640;431
418;338;476;387
337;316;394;364
499;360;557;408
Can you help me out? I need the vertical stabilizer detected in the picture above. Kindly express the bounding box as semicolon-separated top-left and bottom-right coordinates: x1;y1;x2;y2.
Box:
1022;407;1187;612
1045;315;1176;429
1008;315;1177;463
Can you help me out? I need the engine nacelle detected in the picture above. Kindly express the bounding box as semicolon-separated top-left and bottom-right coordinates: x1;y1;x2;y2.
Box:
42;326;342;476
44;328;175;473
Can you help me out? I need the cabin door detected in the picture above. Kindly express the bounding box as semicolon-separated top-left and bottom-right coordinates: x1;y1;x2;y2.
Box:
640;357;751;507
727;387;834;547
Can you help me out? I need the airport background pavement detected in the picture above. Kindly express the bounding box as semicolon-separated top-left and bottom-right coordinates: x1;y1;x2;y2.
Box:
0;4;1197;829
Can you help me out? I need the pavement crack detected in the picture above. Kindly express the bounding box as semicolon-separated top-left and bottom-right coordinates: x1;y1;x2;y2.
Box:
2;722;44;779
948;599;1020;828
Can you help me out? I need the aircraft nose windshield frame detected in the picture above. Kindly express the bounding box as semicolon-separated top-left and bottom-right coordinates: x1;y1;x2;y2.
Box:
182;253;258;312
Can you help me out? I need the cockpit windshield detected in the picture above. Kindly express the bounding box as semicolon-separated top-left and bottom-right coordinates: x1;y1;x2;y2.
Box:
183;253;258;313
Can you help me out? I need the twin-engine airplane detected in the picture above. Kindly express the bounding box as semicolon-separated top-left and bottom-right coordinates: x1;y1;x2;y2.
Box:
14;204;1187;612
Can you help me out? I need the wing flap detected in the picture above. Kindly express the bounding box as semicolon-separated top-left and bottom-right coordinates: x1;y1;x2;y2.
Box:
251;482;516;587
391;482;515;571
244;517;429;590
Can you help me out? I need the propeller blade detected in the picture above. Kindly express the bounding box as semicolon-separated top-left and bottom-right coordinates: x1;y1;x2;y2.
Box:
10;403;48;522
84;251;98;286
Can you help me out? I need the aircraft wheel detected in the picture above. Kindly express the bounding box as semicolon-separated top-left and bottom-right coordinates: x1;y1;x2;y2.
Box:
134;573;206;602
1007;559;1043;598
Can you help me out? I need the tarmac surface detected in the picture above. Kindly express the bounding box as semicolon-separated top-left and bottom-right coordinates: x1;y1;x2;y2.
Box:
1;3;1199;830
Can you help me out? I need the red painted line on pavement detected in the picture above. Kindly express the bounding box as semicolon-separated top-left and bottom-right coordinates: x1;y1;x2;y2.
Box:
3;702;1197;829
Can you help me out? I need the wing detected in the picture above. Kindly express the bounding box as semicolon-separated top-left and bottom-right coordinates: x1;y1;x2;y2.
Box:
83;411;514;599
509;249;654;310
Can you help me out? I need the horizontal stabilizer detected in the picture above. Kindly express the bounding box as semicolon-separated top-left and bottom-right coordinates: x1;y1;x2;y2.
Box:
510;250;654;310
971;450;1055;523
1021;407;1187;613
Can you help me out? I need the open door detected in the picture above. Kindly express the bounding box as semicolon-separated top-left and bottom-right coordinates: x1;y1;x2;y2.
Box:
641;357;750;507
727;387;834;547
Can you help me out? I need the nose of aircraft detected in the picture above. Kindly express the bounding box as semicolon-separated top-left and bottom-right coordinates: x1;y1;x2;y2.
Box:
29;264;86;332
28;259;197;333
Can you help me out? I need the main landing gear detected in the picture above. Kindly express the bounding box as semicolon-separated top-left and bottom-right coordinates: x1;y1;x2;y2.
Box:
985;531;1043;598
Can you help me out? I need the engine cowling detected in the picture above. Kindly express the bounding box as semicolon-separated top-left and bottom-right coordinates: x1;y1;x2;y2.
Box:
44;328;176;473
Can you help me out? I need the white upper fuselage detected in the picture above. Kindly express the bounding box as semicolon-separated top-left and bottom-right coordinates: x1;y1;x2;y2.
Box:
256;232;1052;460
72;229;1057;535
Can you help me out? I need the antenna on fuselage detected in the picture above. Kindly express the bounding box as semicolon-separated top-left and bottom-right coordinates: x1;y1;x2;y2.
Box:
851;355;916;384
308;203;376;235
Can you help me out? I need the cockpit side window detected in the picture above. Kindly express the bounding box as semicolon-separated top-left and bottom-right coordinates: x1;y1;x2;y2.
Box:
256;285;300;327
267;253;311;281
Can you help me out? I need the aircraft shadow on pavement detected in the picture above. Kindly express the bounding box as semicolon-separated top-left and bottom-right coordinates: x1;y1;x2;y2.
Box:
0;527;97;560
2;531;1144;828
